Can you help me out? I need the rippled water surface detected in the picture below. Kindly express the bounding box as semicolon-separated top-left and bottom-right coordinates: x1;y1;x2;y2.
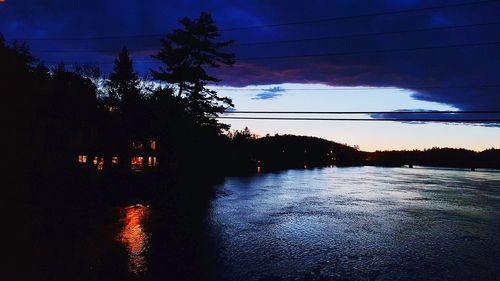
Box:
31;166;500;280
206;166;500;280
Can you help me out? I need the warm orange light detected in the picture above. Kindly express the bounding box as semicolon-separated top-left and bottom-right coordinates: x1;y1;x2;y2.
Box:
147;156;157;167
131;157;143;171
93;156;98;165
97;158;104;170
78;155;87;163
150;140;156;150
116;205;150;275
132;141;143;149
131;157;143;165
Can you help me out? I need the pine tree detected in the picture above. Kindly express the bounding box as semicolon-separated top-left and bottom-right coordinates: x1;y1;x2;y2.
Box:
151;12;234;130
106;47;141;109
106;47;145;140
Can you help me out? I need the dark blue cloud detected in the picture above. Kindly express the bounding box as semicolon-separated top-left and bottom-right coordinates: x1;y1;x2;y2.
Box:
1;0;499;117
252;86;285;100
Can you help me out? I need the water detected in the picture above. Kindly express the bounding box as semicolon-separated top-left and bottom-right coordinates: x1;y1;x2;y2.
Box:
31;166;500;280
116;205;150;276
206;166;500;280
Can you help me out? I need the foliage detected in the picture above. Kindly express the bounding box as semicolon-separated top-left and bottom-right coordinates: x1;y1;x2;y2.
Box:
103;47;152;143
228;127;258;141
152;12;234;131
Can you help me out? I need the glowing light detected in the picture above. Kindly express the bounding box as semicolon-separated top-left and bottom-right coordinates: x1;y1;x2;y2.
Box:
147;156;157;167
97;158;104;170
93;156;98;165
78;155;87;163
116;205;150;276
150;140;156;150
132;141;143;149
131;157;143;171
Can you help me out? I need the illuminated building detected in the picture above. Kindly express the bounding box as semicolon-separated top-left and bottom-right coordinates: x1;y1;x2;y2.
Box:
76;138;159;173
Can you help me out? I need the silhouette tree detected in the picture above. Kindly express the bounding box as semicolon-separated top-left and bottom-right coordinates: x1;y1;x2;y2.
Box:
72;63;102;81
106;47;141;109
0;37;36;77
49;65;98;123
72;63;103;97
54;61;66;73
105;47;147;141
232;127;256;141
151;12;234;131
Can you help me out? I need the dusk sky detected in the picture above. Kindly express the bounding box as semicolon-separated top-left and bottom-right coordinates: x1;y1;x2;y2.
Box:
2;0;499;151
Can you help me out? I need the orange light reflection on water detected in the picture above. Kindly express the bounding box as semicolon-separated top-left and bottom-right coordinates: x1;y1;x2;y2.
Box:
116;204;150;275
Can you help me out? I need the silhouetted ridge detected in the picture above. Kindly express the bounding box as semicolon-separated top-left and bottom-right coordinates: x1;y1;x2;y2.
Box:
366;147;500;169
223;133;366;174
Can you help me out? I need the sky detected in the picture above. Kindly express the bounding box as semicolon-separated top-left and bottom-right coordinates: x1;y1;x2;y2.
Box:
1;0;499;151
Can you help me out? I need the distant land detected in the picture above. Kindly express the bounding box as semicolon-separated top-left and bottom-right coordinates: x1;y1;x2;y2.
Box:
225;134;500;173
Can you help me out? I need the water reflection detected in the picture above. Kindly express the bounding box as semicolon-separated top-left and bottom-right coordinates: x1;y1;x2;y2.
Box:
116;204;150;276
208;167;500;280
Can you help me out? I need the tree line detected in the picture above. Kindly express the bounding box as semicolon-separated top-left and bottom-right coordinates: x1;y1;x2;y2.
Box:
6;13;238;178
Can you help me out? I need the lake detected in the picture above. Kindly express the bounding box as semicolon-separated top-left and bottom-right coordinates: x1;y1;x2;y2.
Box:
31;166;500;280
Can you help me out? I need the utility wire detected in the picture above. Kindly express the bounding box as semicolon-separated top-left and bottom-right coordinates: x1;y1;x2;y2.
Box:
223;110;500;114
213;85;500;91
40;40;500;65
217;116;500;122
234;21;500;46
14;0;498;40
237;41;500;61
221;0;498;31
30;21;500;53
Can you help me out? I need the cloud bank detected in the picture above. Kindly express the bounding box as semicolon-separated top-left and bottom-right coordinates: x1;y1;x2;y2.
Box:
1;0;499;119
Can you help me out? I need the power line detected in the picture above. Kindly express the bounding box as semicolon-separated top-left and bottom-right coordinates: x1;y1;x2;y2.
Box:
14;0;497;40
30;21;500;53
40;40;500;65
213;84;500;91
221;0;498;31
217;116;500;122
224;110;500;114
234;21;500;46
237;41;500;61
